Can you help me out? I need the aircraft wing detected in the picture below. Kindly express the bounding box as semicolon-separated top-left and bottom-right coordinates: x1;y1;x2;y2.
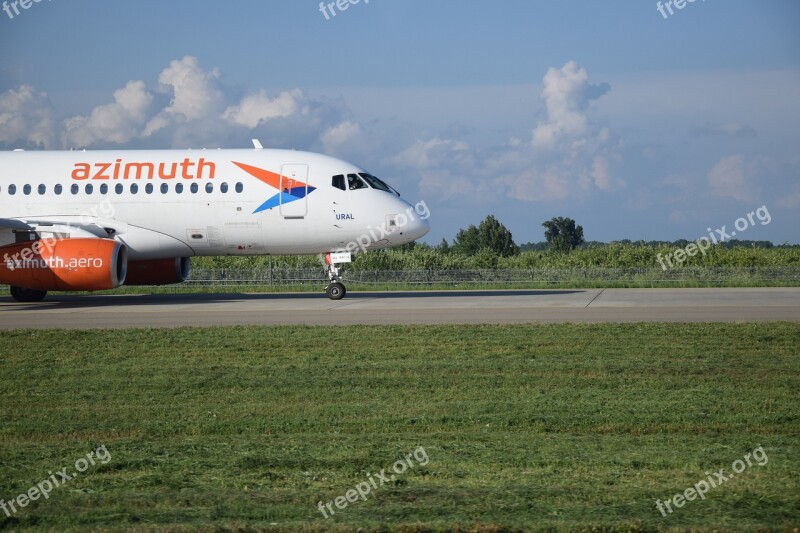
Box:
0;216;195;259
0;218;34;231
0;216;113;239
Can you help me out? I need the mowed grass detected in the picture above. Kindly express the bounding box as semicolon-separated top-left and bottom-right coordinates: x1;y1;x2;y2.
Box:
0;324;798;532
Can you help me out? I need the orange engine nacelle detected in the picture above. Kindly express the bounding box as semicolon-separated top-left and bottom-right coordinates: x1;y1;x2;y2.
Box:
124;258;190;286
0;238;127;291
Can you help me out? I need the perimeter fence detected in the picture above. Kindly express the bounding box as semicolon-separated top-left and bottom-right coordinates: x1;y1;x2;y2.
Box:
184;267;800;286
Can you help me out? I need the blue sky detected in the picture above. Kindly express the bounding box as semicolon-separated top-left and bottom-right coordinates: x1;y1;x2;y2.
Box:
1;0;798;244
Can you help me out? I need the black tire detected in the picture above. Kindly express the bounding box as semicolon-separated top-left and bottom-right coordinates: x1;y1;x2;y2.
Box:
10;286;48;302
325;282;346;300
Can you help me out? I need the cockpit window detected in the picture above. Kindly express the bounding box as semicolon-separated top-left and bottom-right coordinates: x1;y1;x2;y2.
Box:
333;172;401;194
359;173;400;196
347;173;368;190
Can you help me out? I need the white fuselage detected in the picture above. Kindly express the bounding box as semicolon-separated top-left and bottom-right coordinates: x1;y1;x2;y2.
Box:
0;148;430;259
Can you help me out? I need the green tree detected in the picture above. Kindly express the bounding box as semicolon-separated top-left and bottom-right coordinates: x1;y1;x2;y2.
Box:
542;217;585;252
478;215;519;257
436;238;451;254
452;215;519;257
394;242;417;252
452;225;481;255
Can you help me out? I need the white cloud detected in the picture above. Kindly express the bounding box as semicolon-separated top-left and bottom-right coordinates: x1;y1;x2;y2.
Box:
63;81;154;147
223;89;303;129
321;120;361;153
160;56;224;121
497;166;571;202
390;137;470;169
389;137;478;199
531;61;610;150
141;56;226;138
708;155;758;202
0;85;58;149
592;155;611;190
142;115;170;138
0;56;351;150
392;61;621;204
496;61;625;202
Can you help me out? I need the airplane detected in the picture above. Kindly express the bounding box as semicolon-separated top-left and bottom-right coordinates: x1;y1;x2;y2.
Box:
0;140;430;302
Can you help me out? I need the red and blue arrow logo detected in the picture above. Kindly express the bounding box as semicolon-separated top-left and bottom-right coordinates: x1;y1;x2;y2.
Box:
233;161;316;214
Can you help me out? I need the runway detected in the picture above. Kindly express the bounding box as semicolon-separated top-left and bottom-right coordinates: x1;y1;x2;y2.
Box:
1;288;799;329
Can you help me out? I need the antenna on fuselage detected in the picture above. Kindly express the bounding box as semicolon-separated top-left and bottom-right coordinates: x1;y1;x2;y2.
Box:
252;139;263;150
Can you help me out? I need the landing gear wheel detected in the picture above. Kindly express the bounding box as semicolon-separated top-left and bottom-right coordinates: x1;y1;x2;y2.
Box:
10;286;47;302
323;252;351;300
326;282;346;300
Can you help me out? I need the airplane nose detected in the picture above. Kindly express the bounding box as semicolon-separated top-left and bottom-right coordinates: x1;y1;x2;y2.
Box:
403;213;430;241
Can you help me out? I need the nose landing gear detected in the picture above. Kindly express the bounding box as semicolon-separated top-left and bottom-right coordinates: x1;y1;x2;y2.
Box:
325;281;346;300
324;251;352;300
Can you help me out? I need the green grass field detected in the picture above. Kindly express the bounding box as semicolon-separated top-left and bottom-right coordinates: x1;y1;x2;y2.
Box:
0;324;798;532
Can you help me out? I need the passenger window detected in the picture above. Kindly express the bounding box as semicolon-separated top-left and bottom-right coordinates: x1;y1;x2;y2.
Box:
131;183;139;194
100;184;108;194
8;185;15;195
206;183;213;193
161;183;169;194
71;184;78;195
54;184;62;195
332;174;346;191
23;184;32;195
221;182;229;193
175;183;184;194
38;184;46;195
235;182;243;193
190;183;198;194
115;184;123;194
145;183;154;194
85;184;93;194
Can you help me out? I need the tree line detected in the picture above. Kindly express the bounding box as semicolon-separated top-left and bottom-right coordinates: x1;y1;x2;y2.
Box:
191;215;798;270
433;215;585;256
430;215;792;257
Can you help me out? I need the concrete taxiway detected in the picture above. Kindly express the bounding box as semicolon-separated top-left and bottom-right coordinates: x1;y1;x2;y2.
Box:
0;288;798;329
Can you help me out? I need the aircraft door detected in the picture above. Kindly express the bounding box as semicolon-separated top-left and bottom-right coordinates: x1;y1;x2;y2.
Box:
279;164;310;219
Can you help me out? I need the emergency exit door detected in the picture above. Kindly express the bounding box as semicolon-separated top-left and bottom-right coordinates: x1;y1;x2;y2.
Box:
279;164;310;219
